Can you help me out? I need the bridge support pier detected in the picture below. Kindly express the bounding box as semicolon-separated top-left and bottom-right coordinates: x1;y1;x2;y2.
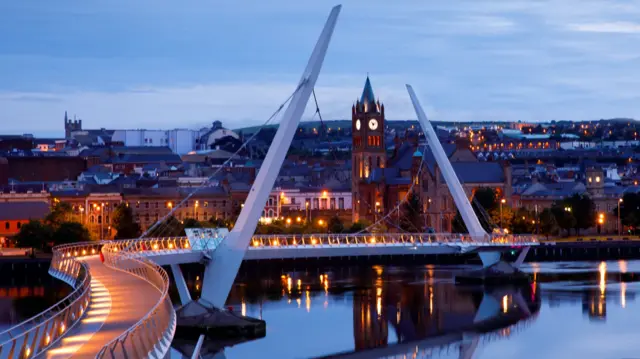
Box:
171;264;192;306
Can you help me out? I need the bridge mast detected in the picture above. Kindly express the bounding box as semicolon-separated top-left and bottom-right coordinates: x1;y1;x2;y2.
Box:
405;85;487;238
199;5;342;308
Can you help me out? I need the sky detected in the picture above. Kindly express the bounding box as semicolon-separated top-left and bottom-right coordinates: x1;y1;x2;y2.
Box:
1;1;640;137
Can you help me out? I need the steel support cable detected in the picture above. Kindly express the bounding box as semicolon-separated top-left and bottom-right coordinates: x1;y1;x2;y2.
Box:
132;80;308;246
355;140;430;234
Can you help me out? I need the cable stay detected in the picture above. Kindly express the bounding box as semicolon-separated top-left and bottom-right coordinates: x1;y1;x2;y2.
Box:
135;81;308;242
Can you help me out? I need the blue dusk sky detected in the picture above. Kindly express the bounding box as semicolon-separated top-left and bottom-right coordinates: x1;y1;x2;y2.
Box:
1;1;640;136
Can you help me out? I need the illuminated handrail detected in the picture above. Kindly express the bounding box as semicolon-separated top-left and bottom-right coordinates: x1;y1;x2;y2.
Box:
95;241;175;358
100;233;538;258
0;242;100;359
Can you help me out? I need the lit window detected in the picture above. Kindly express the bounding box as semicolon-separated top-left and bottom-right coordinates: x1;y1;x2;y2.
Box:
596;176;601;183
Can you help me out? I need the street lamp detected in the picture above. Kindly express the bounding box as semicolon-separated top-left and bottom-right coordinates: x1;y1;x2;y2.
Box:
500;199;506;229
618;198;623;236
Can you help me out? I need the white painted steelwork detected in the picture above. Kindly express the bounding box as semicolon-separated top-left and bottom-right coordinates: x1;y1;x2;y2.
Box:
0;243;95;358
200;5;343;308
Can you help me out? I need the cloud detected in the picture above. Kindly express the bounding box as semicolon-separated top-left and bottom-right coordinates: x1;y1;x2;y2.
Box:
567;22;640;33
2;0;640;136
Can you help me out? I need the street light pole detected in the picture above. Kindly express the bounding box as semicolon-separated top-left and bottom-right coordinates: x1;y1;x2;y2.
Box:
618;198;623;236
500;198;506;229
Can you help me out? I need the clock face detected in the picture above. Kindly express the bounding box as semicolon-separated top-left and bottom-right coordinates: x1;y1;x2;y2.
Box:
369;119;378;130
355;119;361;130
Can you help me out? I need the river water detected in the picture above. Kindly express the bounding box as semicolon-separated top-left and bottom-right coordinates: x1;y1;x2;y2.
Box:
170;260;640;359
0;261;634;358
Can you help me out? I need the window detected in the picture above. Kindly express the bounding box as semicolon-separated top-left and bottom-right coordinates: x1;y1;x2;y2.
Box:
155;214;159;222
204;201;208;208
4;222;8;229
98;215;102;224
155;202;159;209
213;201;217;207
145;213;150;222
136;202;140;209
16;222;21;229
222;200;227;207
269;198;273;206
145;202;149;209
339;198;344;210
330;198;336;210
377;157;381;168
135;214;140;222
321;198;328;210
313;198;319;209
196;212;200;220
268;209;274;217
90;215;95;223
291;197;296;204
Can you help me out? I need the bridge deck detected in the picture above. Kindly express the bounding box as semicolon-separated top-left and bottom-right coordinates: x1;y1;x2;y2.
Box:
45;256;161;358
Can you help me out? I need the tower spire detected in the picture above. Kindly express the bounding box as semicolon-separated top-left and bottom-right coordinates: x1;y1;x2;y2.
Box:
360;76;375;104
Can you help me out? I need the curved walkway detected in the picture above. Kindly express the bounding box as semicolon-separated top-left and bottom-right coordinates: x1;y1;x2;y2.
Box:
45;256;162;358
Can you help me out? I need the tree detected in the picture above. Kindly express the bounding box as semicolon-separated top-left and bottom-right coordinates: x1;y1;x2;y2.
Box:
347;220;371;233
52;222;91;245
14;220;53;251
474;188;498;212
182;218;201;229
328;216;344;233
147;216;184;237
551;202;577;236
566;194;595;234
46;202;74;229
111;204;141;239
400;192;422;232
490;205;514;231
615;193;640;233
538;208;559;239
511;208;535;234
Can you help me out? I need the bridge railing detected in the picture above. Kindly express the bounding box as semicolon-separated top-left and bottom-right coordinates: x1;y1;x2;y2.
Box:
249;233;538;248
99;233;538;258
0;242;99;359
95;240;176;358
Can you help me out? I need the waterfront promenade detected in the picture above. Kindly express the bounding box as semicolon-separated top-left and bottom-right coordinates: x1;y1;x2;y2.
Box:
45;256;161;358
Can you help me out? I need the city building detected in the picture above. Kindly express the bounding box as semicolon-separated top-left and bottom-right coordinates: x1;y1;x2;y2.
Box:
350;76;511;232
0;202;50;245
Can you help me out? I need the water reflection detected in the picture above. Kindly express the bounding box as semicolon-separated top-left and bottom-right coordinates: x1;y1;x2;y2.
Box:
170;260;640;359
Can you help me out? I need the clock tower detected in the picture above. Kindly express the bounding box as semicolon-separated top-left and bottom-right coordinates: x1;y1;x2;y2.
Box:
352;76;385;222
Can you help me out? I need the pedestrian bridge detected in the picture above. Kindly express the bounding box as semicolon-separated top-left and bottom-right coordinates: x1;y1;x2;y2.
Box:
0;4;541;357
0;231;538;358
67;230;538;266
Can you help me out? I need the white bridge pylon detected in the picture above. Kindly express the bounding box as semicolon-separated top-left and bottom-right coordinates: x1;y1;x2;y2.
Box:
406;85;520;268
198;5;342;309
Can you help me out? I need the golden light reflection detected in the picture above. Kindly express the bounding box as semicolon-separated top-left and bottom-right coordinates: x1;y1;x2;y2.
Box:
241;301;246;316
287;277;292;293
296;298;301;308
621;282;627;309
297;279;302;291
619;260;628;274
429;287;433;315
502;295;508;313
599;261;607;298
306;290;311;313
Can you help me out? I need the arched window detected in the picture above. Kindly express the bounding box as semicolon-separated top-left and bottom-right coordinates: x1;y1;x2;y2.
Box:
16;222;21;229
98;215;102;224
268;209;274;217
4;222;9;229
90;215;95;223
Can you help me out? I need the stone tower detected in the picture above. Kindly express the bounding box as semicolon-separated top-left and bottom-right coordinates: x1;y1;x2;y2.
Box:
351;76;386;222
64;111;82;139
